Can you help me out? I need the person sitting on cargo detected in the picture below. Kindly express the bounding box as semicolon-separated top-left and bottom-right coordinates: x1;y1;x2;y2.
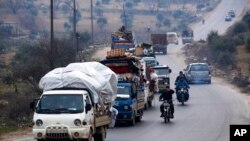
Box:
109;106;118;128
159;85;175;118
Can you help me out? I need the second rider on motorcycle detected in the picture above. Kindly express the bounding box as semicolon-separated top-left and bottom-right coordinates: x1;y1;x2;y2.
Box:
159;85;175;118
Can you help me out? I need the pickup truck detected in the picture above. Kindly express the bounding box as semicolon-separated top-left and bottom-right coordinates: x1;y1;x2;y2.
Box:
30;62;117;141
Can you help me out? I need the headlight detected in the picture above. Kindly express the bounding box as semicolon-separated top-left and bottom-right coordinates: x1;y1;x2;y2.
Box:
124;105;129;110
36;119;43;126
74;119;81;126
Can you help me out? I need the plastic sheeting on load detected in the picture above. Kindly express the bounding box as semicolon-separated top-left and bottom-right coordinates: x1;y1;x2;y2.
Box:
39;62;118;104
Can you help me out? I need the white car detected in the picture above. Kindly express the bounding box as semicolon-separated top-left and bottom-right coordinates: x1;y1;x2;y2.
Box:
167;32;178;45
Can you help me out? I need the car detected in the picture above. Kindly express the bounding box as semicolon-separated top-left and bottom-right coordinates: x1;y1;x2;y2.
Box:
184;63;212;84
225;15;232;21
228;10;236;18
167;32;179;45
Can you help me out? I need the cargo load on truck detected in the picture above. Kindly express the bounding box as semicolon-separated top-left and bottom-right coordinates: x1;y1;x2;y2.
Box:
111;26;135;51
39;62;118;104
100;49;145;125
151;33;168;54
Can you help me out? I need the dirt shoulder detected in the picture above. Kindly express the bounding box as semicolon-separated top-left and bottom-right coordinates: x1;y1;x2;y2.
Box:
0;127;32;141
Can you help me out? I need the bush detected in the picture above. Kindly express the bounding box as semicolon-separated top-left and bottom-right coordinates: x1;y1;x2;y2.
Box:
243;12;250;28
232;21;248;35
246;38;250;52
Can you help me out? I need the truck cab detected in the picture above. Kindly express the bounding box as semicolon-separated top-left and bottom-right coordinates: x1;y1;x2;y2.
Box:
114;82;144;126
152;65;172;93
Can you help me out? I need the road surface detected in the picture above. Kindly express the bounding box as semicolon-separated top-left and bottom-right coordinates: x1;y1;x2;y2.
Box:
14;0;249;141
192;0;247;41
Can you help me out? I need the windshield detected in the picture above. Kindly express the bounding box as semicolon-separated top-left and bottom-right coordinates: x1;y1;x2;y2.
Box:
154;68;168;75
190;64;209;71
145;59;157;67
36;94;84;114
117;86;131;95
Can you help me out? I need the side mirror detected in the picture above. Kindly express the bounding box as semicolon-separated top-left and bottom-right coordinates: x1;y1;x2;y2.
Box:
30;99;39;111
30;101;35;110
85;104;92;113
131;93;137;99
169;69;172;73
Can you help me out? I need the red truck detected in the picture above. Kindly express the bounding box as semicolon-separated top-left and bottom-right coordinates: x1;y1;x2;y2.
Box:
151;33;168;54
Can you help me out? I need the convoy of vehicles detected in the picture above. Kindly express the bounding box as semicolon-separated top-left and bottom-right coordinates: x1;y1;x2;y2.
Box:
31;62;118;141
151;33;168;54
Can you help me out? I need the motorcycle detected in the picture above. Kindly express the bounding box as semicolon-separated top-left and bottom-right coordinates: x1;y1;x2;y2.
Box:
160;100;172;123
177;87;189;105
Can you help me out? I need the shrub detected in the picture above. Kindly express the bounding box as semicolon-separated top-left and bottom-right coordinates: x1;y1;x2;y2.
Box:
246;38;250;52
232;21;248;35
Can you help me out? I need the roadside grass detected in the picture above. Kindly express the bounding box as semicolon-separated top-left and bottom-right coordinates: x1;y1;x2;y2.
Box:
0;126;18;137
236;46;250;76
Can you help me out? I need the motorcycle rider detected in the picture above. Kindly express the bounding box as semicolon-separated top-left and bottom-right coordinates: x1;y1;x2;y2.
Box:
175;71;187;83
159;85;175;118
175;74;190;101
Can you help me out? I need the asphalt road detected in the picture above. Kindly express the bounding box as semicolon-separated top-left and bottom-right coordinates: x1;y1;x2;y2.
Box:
15;0;249;141
193;0;247;41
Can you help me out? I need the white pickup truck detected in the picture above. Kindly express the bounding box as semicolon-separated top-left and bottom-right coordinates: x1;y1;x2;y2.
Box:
30;62;117;141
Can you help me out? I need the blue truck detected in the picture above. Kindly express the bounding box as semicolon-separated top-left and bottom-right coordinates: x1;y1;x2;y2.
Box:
100;52;145;126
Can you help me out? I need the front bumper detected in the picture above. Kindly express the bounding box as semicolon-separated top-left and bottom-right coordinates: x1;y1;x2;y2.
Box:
33;125;91;140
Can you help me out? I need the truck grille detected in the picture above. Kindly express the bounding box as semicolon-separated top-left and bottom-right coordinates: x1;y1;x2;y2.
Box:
46;126;69;139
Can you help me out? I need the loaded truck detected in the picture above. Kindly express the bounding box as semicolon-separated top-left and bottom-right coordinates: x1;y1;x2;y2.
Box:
101;49;145;126
151;33;168;54
111;26;135;51
30;62;117;141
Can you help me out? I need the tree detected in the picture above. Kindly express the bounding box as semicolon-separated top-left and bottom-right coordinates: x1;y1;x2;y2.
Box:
163;18;171;27
102;0;110;4
95;7;104;16
69;10;82;24
4;0;24;14
120;10;134;27
10;38;76;90
97;16;107;30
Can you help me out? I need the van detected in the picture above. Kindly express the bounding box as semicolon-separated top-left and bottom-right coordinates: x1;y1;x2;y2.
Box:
167;32;178;45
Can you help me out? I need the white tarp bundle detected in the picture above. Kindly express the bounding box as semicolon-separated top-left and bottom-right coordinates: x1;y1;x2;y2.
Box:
39;62;118;104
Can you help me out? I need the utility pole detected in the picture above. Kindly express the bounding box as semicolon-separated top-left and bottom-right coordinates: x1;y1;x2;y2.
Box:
50;0;54;69
123;1;127;27
73;0;77;54
90;0;94;45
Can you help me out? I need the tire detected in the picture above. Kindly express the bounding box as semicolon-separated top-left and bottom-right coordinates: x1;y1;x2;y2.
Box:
144;103;148;110
130;113;136;126
181;94;185;105
148;100;152;107
208;79;211;84
93;127;105;141
163;111;167;123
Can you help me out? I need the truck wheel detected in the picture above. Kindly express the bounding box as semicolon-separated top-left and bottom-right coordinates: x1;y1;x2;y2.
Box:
136;115;142;122
144;103;148;110
148;100;152;107
130;113;136;126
